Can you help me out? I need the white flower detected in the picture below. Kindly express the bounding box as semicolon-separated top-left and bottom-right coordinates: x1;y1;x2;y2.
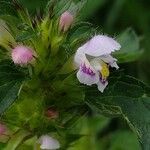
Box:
74;35;121;92
38;135;60;150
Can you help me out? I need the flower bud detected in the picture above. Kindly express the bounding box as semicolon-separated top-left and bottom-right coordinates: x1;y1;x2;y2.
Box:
45;107;59;119
59;11;74;32
11;45;34;65
0;123;6;135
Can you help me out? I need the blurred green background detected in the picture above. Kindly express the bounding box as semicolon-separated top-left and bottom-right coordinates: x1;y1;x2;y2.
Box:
9;0;150;149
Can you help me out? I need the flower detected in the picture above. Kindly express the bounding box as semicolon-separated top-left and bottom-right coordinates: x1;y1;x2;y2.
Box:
38;135;60;150
0;123;6;135
59;11;74;32
74;35;121;92
11;45;34;65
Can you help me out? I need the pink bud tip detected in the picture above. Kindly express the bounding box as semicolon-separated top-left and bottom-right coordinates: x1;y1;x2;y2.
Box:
11;46;34;65
45;107;59;119
59;11;74;32
0;123;6;135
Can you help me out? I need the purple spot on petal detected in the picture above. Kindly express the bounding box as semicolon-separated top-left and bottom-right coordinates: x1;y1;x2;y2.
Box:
81;63;95;76
99;73;107;85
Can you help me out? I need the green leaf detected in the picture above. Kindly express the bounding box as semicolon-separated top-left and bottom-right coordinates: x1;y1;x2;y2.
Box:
0;82;22;115
68;22;96;45
86;75;150;149
0;15;20;36
59;55;76;74
0;60;28;114
109;130;141;150
53;0;72;16
52;74;85;110
0;19;16;49
16;136;37;150
12;0;33;28
4;130;31;150
16;30;35;42
114;28;143;63
65;22;96;59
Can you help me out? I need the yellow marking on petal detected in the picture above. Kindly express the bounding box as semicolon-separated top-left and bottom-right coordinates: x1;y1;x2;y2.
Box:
100;62;110;79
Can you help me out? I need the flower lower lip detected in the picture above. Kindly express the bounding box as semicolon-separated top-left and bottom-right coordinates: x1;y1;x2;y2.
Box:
99;75;107;84
81;64;95;76
101;80;107;84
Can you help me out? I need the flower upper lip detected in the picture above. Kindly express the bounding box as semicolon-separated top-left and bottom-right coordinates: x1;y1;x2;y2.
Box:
77;35;121;57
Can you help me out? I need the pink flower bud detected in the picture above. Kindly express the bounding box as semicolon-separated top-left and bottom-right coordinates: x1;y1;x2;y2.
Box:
45;107;59;119
59;11;74;32
11;46;34;65
0;123;6;135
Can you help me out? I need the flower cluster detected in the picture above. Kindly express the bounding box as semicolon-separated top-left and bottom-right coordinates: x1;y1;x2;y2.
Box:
0;1;121;149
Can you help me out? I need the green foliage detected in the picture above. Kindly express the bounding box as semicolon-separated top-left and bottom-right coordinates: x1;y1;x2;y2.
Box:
68;117;141;150
15;27;36;42
4;130;31;150
67;22;96;47
114;28;143;63
0;60;28;115
86;74;150;149
0;0;149;149
68;116;110;150
0;19;16;50
0;0;16;16
53;0;87;17
109;130;141;150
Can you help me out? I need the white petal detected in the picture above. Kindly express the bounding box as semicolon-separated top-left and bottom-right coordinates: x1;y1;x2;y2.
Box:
100;55;117;63
74;49;87;67
74;49;99;85
110;61;119;69
97;81;108;93
79;35;121;57
90;58;103;71
39;135;60;150
100;55;119;69
77;63;99;86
